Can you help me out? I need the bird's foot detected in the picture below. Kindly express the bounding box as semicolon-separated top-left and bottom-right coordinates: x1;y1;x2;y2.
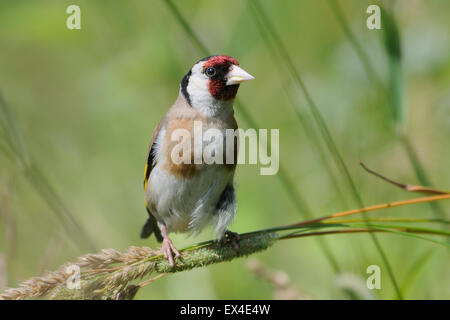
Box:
161;236;180;268
220;230;240;251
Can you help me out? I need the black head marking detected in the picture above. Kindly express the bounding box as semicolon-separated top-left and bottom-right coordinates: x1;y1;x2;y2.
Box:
180;69;192;106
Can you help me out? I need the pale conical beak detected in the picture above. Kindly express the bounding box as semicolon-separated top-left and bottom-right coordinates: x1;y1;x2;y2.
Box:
225;65;255;86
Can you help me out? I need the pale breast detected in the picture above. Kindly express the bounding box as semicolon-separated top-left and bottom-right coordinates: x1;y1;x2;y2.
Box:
146;107;237;234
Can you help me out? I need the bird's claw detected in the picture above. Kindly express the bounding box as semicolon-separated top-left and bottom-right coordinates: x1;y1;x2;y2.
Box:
161;237;180;268
221;230;240;252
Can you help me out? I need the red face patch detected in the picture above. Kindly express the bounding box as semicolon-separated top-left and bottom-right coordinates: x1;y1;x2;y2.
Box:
203;55;240;101
208;79;239;101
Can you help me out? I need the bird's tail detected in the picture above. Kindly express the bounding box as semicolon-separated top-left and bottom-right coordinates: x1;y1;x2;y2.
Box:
140;208;163;242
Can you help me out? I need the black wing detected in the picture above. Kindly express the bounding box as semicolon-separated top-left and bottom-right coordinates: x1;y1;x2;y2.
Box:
141;123;163;242
143;139;157;189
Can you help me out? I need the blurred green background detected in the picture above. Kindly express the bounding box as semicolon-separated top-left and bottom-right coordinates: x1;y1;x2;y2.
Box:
0;0;449;299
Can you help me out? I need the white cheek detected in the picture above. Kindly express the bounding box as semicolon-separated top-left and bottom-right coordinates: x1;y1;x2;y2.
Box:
187;74;210;102
186;62;234;118
187;73;218;116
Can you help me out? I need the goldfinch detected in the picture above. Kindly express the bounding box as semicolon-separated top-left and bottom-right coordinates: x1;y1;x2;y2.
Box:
140;55;254;267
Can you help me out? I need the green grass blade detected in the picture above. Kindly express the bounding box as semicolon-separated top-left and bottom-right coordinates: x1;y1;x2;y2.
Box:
0;140;14;162
381;6;404;127
327;0;384;89
250;0;403;299
0;93;30;167
383;7;445;220
280;222;450;248
163;0;209;56
360;226;450;248
248;2;349;209
324;217;450;224
329;3;445;220
345;223;450;238
250;0;362;207
400;135;446;220
0;94;97;253
400;248;435;298
26;166;98;252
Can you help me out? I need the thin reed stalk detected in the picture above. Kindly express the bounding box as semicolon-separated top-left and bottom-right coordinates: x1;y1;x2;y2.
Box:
326;0;384;89
329;8;447;297
248;2;349;209
0;93;97;252
249;0;403;298
328;1;445;220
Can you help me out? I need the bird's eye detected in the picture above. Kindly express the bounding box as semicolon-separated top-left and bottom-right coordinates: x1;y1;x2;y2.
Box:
205;67;216;77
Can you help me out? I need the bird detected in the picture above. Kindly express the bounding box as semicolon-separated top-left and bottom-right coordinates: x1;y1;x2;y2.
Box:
140;55;255;267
